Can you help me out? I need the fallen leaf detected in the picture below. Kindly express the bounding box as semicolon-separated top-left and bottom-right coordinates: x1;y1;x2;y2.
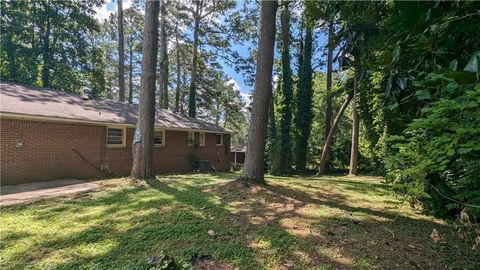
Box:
283;260;294;268
430;228;441;243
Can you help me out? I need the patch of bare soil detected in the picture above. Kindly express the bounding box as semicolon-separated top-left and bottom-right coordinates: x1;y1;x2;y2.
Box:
196;260;235;270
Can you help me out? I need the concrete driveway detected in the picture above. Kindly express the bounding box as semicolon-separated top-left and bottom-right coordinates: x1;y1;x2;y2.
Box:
0;179;100;206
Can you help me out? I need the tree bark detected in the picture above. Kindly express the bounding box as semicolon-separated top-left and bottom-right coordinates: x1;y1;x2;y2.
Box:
128;41;133;104
349;71;359;175
117;0;126;102
268;90;281;175
279;2;292;174
188;1;201;118
159;0;169;109
131;0;160;179
241;0;278;183
5;34;17;80
174;27;181;112
42;2;51;87
324;20;334;140
317;93;353;175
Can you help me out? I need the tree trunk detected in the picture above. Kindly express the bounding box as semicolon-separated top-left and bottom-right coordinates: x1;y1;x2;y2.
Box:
240;0;278;183
131;0;160;179
295;27;314;174
349;71;360;175
279;2;292;174
117;0;126;102
5;34;17;80
268;90;281;175
317;93;353;175
324;20;334;140
159;0;169;109
128;42;133;104
174;27;181;112
181;72;187;115
42;2;51;87
188;1;201;118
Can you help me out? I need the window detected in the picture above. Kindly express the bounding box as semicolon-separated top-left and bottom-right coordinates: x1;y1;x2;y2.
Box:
199;132;205;147
215;134;223;146
106;127;126;147
154;130;165;147
187;131;194;147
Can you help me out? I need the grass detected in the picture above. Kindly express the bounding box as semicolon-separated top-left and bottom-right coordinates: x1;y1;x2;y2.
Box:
1;173;478;269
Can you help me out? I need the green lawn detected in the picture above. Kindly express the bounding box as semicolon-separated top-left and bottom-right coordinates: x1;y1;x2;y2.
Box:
0;173;477;269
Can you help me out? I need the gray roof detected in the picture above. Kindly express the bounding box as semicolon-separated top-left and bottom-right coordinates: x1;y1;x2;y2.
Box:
0;81;232;133
231;144;246;152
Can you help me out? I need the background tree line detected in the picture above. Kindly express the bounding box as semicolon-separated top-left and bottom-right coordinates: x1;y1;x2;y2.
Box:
0;0;251;144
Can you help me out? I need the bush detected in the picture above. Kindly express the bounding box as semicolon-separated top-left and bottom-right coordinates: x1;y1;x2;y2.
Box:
187;153;200;171
385;72;480;218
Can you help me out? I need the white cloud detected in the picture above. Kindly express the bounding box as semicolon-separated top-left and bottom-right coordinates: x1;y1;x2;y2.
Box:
227;79;251;105
240;92;252;103
227;79;241;91
93;0;133;21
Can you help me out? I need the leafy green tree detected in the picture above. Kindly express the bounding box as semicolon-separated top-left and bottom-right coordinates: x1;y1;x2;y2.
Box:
278;2;293;174
1;0;104;93
294;25;314;174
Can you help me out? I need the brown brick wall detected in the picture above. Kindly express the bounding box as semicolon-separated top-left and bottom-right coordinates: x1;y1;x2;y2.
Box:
0;119;231;185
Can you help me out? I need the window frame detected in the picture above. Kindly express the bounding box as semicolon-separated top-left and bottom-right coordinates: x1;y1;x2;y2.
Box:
199;132;205;147
187;131;195;147
215;134;223;146
106;126;126;148
154;129;166;147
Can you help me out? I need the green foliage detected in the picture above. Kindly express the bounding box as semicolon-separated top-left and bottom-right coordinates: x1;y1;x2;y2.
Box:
294;27;314;173
385;78;480;217
0;0;104;93
279;4;293;174
187;153;200;171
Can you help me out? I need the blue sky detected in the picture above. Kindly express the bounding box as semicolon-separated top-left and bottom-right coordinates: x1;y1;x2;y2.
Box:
94;0;330;103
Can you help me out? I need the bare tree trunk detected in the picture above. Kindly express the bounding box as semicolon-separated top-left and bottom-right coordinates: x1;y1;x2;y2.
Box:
188;1;201;118
317;93;353;175
41;2;51;87
174;27;181;112
324;20;334;140
131;0;160;179
269;91;281;175
117;0;125;102
241;0;278;183
215;101;220;125
180;72;187;115
128;41;134;104
159;0;169;109
349;72;359;175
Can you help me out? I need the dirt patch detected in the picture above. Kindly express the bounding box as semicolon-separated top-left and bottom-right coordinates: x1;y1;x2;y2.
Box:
196;260;235;270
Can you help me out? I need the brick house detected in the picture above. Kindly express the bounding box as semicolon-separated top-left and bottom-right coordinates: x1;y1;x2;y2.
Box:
0;82;232;185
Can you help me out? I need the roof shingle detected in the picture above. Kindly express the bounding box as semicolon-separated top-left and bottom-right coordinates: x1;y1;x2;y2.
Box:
0;81;232;133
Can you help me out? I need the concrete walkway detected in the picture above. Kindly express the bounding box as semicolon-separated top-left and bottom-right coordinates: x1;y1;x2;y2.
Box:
1;179;100;206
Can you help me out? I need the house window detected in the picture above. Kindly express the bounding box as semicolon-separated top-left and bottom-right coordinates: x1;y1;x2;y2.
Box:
187;131;194;147
154;130;165;147
199;132;205;147
106;127;126;147
215;134;223;146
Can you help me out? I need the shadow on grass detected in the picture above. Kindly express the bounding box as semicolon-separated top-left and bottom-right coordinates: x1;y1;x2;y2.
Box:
1;173;478;269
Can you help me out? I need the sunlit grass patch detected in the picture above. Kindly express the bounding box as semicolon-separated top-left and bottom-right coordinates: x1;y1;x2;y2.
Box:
0;173;477;269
